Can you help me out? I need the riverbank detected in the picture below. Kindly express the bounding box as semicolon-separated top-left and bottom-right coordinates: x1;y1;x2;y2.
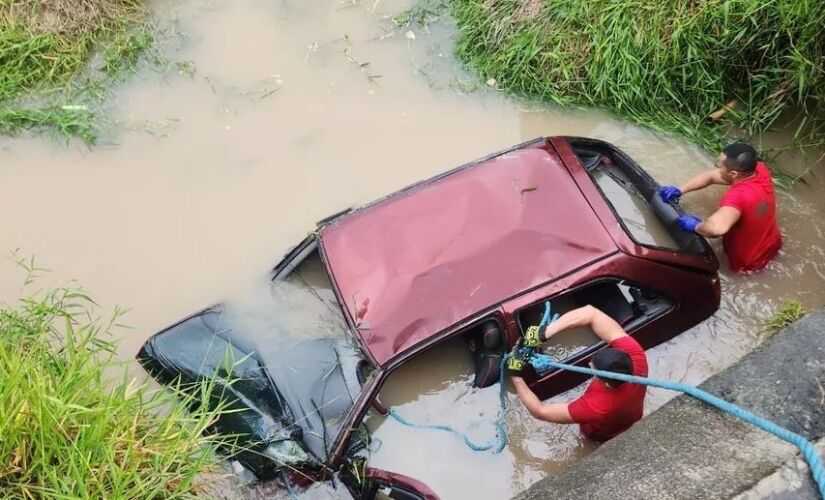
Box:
450;0;825;159
0;272;227;497
0;0;152;142
515;308;825;499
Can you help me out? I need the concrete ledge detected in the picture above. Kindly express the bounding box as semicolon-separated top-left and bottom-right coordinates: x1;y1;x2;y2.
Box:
515;310;825;500
734;438;825;499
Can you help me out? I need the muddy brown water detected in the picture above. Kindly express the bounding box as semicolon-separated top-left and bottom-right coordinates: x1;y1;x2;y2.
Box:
2;0;825;498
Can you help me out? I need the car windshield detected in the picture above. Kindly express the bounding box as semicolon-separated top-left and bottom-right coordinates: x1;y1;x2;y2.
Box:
141;250;367;467
220;253;366;461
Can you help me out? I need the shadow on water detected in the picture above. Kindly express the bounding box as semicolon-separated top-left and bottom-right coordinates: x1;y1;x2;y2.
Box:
1;0;824;498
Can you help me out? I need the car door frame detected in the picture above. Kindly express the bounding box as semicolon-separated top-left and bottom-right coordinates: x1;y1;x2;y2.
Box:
326;307;509;498
499;251;716;400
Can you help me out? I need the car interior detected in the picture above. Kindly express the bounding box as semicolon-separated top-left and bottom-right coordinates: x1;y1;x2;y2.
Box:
465;280;672;387
464;319;506;388
516;280;672;364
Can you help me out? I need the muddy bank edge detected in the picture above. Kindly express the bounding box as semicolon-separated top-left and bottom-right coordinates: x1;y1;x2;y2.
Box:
514;309;825;500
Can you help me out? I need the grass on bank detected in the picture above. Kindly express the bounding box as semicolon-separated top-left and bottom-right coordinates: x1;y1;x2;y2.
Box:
0;279;229;498
449;0;825;162
764;299;807;336
0;0;153;143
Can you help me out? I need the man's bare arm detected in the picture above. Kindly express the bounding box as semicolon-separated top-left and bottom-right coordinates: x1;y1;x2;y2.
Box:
695;206;741;238
679;169;730;194
541;305;627;344
512;377;574;423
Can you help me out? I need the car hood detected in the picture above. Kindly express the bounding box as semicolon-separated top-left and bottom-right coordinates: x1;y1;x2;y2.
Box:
138;303;363;464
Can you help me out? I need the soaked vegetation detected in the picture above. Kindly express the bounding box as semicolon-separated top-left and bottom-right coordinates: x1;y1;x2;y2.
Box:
450;0;825;158
764;299;807;335
0;270;227;497
0;0;153;143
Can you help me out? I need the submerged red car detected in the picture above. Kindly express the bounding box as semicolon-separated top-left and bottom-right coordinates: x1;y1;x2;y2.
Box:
138;137;720;499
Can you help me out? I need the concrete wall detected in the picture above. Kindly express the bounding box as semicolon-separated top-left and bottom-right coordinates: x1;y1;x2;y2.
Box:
515;310;825;500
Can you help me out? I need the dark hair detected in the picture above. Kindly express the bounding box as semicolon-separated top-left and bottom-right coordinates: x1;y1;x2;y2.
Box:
592;348;633;387
721;143;757;173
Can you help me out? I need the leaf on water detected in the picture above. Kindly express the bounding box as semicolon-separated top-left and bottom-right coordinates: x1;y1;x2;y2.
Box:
259;88;281;99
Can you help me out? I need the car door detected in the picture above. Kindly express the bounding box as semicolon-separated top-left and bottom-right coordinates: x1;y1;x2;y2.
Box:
504;276;673;399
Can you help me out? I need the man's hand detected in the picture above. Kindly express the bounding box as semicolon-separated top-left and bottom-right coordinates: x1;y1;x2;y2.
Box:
523;325;547;348
677;214;702;233
506;355;527;376
506;345;530;376
659;185;683;203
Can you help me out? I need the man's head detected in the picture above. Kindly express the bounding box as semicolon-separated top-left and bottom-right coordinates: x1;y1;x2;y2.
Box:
590;348;633;388
716;142;758;183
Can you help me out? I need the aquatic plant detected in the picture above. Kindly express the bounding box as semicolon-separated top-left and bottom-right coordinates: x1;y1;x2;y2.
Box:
764;299;807;335
0;260;229;498
450;0;825;157
0;106;97;144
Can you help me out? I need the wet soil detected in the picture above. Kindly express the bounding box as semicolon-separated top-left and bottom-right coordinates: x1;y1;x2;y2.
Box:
1;0;824;498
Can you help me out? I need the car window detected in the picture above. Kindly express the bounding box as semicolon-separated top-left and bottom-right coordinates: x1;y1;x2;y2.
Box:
570;139;711;255
590;168;680;250
152;308;298;425
517;279;671;362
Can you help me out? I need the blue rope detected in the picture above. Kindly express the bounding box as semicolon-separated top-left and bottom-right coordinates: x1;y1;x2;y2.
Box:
526;301;825;498
281;470;298;500
384;304;563;453
387;356;509;453
385;298;825;499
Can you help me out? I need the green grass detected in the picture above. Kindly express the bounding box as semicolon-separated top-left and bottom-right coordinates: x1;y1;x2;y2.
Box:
0;106;97;144
0;0;153;143
449;0;825;158
0;273;230;497
764;299;807;335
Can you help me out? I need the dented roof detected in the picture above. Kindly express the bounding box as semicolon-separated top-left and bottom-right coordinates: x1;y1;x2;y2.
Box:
319;142;616;366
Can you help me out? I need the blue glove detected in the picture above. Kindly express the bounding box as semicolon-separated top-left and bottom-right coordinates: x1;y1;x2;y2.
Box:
659;185;682;203
677;214;702;232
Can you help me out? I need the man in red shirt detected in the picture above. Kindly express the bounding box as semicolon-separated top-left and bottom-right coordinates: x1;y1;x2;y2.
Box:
659;142;782;272
508;305;648;442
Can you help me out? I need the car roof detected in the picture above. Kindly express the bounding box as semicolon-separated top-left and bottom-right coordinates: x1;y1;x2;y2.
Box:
319;139;617;366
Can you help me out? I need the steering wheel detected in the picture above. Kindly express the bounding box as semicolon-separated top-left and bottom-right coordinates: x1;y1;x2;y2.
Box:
356;360;389;416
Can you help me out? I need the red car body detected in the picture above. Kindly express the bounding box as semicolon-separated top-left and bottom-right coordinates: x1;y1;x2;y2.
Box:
141;137;720;499
316;136;719;467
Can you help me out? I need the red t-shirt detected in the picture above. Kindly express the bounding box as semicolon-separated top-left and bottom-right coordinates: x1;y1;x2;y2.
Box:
720;162;782;272
567;336;648;442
